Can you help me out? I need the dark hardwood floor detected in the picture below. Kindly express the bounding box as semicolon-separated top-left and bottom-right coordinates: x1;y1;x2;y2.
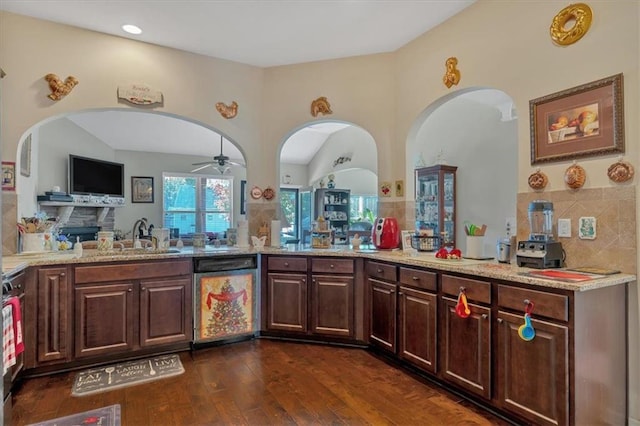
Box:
12;339;512;425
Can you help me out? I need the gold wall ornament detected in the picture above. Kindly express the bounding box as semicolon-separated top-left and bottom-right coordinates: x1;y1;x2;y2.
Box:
607;157;634;183
443;57;461;88
310;96;332;117
550;3;593;46
215;101;238;119
44;73;79;101
528;168;548;190
564;161;586;189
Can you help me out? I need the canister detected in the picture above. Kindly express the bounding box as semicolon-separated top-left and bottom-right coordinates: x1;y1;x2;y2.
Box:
97;231;114;251
193;233;206;248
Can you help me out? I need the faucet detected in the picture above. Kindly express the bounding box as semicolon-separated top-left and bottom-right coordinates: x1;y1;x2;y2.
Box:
132;217;148;240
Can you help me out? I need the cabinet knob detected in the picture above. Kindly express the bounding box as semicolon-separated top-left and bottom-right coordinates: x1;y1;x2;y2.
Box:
481;314;488;319
141;287;146;291
497;318;503;323
284;262;289;266
301;278;306;283
128;288;132;292
412;276;419;281
377;269;383;274
60;273;66;277
398;291;404;296
330;264;334;268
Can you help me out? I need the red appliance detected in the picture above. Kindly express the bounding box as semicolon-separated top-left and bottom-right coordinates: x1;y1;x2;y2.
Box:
371;217;400;249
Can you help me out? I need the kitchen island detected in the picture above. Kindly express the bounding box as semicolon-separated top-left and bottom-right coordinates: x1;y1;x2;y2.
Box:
3;245;634;426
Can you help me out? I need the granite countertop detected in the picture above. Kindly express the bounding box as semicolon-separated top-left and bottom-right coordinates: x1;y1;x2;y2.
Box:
2;245;635;292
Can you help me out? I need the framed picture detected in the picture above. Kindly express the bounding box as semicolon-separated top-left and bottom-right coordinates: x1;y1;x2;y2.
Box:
131;176;154;203
2;161;15;191
578;216;597;240
395;180;404;197
20;134;31;177
401;230;416;252
530;73;624;164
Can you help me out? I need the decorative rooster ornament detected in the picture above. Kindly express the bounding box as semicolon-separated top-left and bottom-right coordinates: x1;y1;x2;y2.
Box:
215;101;238;119
310;96;332;117
44;73;79;101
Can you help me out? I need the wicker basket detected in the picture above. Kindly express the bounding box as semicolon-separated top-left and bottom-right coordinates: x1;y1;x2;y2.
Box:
410;234;441;252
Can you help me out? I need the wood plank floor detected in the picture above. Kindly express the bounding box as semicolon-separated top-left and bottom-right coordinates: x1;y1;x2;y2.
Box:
11;339;513;425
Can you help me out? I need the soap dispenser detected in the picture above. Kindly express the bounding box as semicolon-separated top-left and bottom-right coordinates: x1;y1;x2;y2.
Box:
73;236;83;257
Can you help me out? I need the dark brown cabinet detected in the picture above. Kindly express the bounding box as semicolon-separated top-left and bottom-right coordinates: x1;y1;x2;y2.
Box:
439;274;492;399
35;267;72;365
264;256;356;338
366;260;398;353
397;266;438;374
74;260;192;359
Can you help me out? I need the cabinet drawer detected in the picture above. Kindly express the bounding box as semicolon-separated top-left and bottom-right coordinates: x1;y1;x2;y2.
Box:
399;267;436;292
268;256;307;272
366;261;397;282
498;285;568;322
442;274;490;304
311;258;353;274
75;260;191;284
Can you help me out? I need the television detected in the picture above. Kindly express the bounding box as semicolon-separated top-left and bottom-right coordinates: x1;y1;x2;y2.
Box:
69;154;125;197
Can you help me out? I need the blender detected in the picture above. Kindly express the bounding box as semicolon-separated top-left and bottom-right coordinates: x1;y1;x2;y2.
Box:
516;200;564;268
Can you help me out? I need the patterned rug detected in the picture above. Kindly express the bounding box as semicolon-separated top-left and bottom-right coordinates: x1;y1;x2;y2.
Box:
72;354;184;396
27;404;120;426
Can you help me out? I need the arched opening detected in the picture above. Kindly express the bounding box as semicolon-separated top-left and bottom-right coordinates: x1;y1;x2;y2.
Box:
407;88;518;256
278;121;378;245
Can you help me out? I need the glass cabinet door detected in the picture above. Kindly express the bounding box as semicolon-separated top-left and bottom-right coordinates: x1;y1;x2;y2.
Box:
415;165;457;247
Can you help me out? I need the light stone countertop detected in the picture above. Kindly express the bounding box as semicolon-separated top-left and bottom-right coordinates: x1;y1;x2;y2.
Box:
2;245;635;292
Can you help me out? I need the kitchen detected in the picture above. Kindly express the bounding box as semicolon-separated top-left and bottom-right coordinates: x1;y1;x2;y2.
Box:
1;1;639;425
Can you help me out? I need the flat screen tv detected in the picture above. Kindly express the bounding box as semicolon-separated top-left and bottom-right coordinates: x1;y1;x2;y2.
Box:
69;154;125;197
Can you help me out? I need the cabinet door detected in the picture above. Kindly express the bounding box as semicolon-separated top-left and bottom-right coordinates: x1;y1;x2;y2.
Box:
75;283;135;358
267;273;308;333
369;278;397;353
440;296;491;399
496;311;568;426
37;267;71;364
311;275;353;337
398;286;437;374
140;276;193;347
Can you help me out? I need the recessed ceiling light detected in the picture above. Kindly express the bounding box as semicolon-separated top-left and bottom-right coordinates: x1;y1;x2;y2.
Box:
122;24;142;35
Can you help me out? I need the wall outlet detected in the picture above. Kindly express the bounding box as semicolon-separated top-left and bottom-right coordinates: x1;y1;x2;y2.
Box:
505;217;516;233
558;218;571;238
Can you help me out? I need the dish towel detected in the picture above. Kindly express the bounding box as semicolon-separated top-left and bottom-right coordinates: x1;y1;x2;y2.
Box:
3;304;16;374
5;296;23;355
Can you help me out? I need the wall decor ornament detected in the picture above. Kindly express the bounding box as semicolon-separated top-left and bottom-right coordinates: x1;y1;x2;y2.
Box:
395;180;404;197
310;96;333;117
380;181;392;197
262;186;275;200
530;73;624;164
333;155;352;168
2;161;16;192
20;134;32;177
528;168;548;190
564;161;586;189
117;84;163;106
44;73;79;101
250;186;263;200
443;57;460;88
550;3;593;46
607;157;634;183
215;101;238;119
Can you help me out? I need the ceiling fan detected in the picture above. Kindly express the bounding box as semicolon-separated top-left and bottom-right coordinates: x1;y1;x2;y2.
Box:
191;135;245;173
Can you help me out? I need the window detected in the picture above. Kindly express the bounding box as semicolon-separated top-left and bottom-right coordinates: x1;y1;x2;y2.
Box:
350;195;378;223
280;187;298;241
163;173;233;237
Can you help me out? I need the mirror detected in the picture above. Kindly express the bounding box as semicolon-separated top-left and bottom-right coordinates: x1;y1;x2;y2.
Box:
17;109;247;238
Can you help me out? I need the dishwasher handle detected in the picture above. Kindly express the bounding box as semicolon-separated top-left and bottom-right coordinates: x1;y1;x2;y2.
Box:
194;255;257;273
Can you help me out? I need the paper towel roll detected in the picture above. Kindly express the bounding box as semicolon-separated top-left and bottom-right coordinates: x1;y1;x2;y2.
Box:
271;220;281;247
237;221;249;247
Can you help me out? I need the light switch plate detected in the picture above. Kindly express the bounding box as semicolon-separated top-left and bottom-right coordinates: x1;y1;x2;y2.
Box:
558;218;571;238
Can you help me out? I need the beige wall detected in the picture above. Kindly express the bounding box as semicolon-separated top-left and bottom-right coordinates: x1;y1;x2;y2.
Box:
1;1;639;420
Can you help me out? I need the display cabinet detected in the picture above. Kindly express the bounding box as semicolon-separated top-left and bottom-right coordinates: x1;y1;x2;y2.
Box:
314;188;350;244
414;165;457;247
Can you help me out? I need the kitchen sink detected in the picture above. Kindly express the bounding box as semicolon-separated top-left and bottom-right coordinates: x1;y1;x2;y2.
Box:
94;248;183;256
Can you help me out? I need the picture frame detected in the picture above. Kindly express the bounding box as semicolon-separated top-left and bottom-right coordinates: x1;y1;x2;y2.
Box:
529;73;624;164
2;161;16;191
20;134;31;177
401;230;416;253
131;176;154;203
578;216;597;240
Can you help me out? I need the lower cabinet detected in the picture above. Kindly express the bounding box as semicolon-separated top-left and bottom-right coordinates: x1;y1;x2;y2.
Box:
398;286;437;374
35;267;72;365
264;256;355;339
74;275;192;359
369;278;397;352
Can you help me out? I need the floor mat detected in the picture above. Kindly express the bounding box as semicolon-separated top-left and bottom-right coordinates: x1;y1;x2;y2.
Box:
72;353;184;396
27;404;120;426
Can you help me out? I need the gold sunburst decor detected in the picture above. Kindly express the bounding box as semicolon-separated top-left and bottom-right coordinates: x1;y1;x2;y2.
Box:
550;3;593;46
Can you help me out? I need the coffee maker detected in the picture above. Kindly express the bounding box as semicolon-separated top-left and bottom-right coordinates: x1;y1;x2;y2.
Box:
516;200;564;268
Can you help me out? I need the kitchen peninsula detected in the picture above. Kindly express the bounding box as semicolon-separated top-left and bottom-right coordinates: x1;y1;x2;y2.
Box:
4;246;634;426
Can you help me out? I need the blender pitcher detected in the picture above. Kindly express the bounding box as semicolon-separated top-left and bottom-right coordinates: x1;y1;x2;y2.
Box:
528;200;554;241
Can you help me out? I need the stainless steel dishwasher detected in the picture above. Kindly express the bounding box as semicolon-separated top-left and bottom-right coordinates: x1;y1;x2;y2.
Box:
193;255;258;347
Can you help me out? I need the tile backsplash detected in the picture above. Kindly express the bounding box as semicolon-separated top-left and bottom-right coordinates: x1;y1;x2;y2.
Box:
517;187;636;274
